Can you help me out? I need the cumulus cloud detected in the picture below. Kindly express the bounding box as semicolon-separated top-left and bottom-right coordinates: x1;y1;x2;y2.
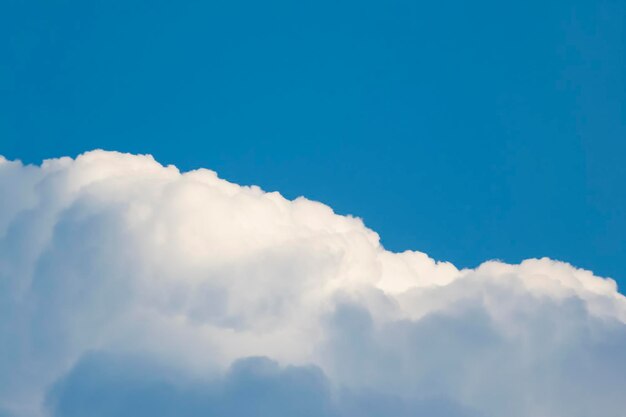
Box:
0;150;625;417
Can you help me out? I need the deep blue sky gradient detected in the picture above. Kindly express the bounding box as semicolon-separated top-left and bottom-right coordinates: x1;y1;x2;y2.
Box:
1;0;625;287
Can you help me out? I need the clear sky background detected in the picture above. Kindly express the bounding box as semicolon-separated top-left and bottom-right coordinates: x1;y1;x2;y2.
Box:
1;0;625;288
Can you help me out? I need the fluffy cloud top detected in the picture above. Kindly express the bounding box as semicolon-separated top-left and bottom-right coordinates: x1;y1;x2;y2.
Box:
1;150;625;417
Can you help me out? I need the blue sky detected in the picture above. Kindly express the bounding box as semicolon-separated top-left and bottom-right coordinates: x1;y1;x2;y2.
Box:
2;0;625;288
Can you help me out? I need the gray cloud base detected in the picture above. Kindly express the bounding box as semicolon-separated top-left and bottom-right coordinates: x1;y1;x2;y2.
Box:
1;151;625;417
47;353;478;417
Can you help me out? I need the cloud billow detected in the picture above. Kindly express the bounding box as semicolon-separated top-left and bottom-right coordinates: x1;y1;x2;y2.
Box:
0;150;625;417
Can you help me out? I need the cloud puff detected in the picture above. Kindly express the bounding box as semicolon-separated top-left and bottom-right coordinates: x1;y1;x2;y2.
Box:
47;354;334;417
1;150;625;417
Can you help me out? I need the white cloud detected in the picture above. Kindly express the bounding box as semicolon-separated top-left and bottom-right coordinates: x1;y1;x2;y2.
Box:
1;150;625;417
